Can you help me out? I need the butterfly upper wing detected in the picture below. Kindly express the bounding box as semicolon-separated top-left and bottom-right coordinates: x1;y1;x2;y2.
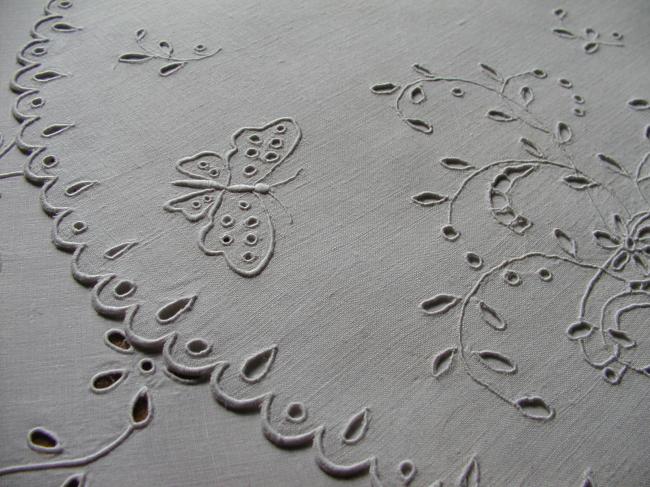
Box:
226;118;301;186
165;151;229;221
198;193;275;277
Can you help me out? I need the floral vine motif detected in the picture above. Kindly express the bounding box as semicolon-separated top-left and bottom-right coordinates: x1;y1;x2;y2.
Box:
551;7;624;55
383;61;650;421
118;28;221;77
164;118;303;277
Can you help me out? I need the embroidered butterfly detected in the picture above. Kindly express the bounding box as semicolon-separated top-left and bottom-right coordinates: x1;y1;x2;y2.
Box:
164;118;302;277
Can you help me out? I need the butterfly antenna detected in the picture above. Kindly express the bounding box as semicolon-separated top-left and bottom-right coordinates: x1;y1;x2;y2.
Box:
268;168;303;188
267;191;294;224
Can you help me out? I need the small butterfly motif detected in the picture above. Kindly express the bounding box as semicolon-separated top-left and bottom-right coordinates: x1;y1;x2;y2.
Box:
164;118;302;277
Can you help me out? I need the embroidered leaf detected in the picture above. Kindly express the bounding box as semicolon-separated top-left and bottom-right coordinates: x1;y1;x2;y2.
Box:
64;180;97;197
28;427;62;453
159;61;185;76
409;85;426;104
486;109;516;122
240;345;277;383
412;63;434;77
431;347;456;378
104;241;139;260
552;28;576;39
158;40;174;56
555;122;573;144
518;137;544;158
566;321;594;340
156;295;196;324
405;118;433;134
440;157;475;171
52;22;81;33
519;86;534;106
633;254;648;274
341;407;370;444
628;98;649;111
130;387;153;428
478;63;501;81
553;228;578;258
441;224;460;241
60;473;86;487
606;328;636;348
583;42;599;54
552;8;566;19
104;329;133;353
420;294;461;315
580;469;595;487
637;153;650;182
135;28;147;40
370;82;399;94
478;301;506;331
612;251;630;271
596;153;627;176
562;174;598;190
398;461;416;485
602;365;626;384
91;369;127;393
119;52;153;64
611;213;627;235
515;396;554;421
472;350;517;374
593;230;620;250
32;69;67;82
411;191;448;206
42;123;74;138
457;456;480;487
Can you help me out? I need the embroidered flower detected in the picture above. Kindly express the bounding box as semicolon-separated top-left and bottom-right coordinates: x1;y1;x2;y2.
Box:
593;214;650;275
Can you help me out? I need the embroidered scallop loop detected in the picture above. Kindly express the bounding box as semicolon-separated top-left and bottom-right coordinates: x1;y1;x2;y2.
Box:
341;407;370;445
240;345;277;383
28;427;63;454
155;295;196;324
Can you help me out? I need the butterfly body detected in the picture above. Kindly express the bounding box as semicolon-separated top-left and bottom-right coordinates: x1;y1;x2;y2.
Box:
164;118;302;277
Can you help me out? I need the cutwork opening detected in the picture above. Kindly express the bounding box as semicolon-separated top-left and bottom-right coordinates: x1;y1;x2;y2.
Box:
245;216;259;228
138;359;155;374
71;221;87;234
245;148;259;158
221;214;234;227
113;280;136;298
242;251;256;262
185;338;211;357
221;233;233;246
245;233;258;246
42;155;57;167
264;151;279;162
243;165;257;177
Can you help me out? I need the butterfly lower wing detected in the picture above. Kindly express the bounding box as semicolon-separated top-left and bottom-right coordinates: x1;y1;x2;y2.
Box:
164;188;220;222
226;118;301;186
198;193;275;277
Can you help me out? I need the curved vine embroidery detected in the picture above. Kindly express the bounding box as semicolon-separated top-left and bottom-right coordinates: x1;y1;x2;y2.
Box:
550;7;624;55
163;118;303;277
372;62;650;422
118;28;221;77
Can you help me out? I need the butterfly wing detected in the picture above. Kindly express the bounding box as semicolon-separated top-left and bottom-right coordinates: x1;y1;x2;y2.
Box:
226;117;301;186
198;192;275;277
165;151;230;221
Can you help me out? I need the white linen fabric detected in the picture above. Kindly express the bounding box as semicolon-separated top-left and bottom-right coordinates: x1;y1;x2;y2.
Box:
1;0;649;485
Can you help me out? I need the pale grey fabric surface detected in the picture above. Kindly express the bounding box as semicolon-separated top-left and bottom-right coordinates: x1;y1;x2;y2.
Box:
0;0;649;486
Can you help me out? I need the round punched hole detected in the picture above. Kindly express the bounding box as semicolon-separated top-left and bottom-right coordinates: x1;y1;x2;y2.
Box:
242;251;256;262
191;200;202;209
441;224;459;241
573;94;585;104
208;168;220;177
30;97;45;108
532;69;547;79
451;87;464;97
220;214;234;227
244;233;258;246
238;200;251;210
58;0;72;7
203;195;213;203
197;160;209;170
42;155;58;167
113;279;136;299
274;124;287;134
284;402;307;423
194;44;206;52
264;151;279;162
573;107;585;117
558;78;573;89
185;338;211;357
537;268;553;282
244;216;259;228
269;138;283;149
220;233;233;246
138;358;155;375
243;165;257;177
71;221;87;234
612;32;623;40
247;134;261;144
31;46;47;56
245;148;259;158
